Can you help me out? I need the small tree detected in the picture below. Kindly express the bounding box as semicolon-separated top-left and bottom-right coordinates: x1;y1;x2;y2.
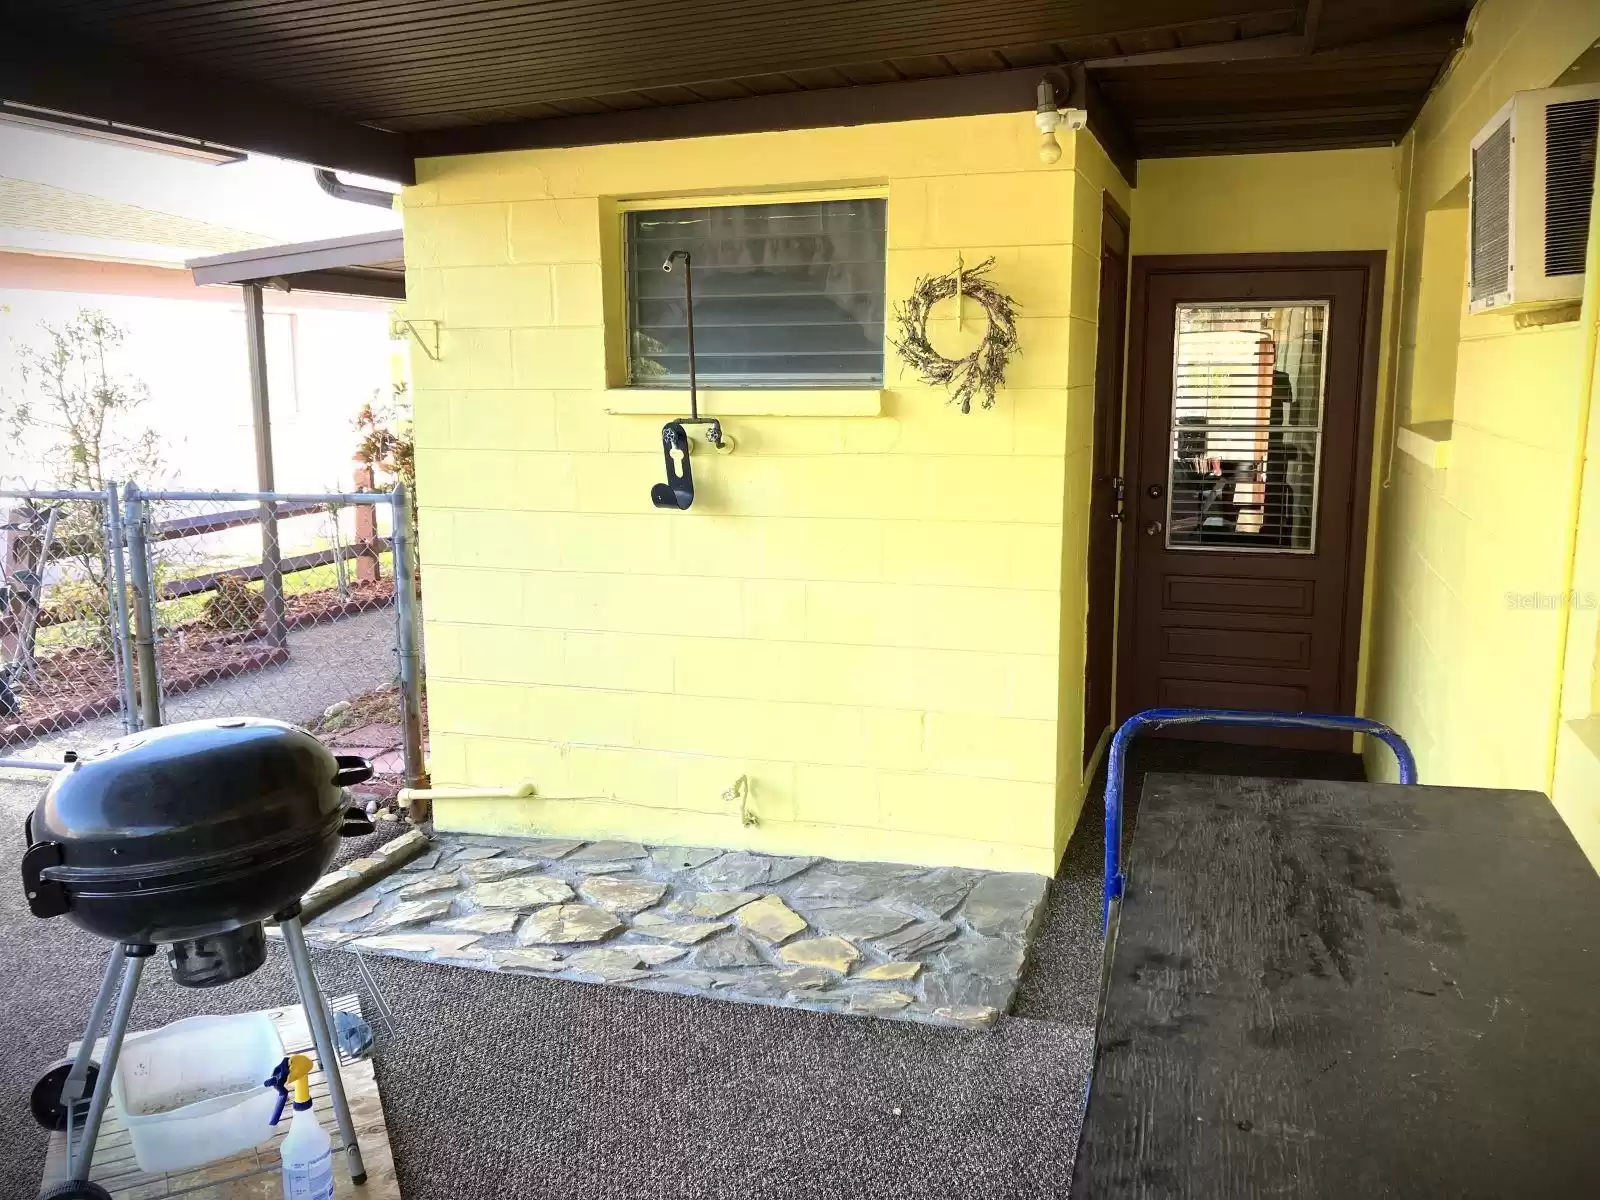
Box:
352;381;414;492
5;310;162;494
2;310;163;653
352;381;416;548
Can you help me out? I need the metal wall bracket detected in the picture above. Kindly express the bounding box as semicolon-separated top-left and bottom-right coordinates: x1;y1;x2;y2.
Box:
651;421;695;510
390;316;439;361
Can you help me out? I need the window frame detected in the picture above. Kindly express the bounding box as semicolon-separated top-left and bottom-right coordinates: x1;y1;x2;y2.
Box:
616;186;890;392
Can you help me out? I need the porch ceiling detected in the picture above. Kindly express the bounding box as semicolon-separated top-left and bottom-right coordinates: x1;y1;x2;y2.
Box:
3;0;1469;182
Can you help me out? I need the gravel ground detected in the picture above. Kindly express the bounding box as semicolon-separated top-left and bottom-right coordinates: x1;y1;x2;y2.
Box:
4;608;399;766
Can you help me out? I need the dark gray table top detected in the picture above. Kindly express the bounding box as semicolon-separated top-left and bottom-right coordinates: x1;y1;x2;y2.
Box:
1070;773;1600;1199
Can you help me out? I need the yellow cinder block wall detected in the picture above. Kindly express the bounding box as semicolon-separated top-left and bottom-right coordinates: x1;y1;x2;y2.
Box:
401;117;1129;875
1363;0;1600;874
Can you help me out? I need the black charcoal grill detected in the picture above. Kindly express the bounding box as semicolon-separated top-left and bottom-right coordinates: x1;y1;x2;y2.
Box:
22;718;377;1200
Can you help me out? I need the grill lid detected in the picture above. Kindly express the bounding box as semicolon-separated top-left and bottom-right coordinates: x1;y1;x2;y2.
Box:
25;718;370;919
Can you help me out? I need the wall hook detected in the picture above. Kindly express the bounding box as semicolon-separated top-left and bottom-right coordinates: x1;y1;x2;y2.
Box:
650;249;726;511
390;316;439;361
955;251;965;332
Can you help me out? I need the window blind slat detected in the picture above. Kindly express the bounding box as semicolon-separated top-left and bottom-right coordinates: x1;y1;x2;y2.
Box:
1165;302;1329;554
627;198;886;388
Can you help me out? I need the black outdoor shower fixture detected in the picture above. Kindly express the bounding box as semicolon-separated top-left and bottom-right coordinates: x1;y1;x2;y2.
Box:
651;249;728;511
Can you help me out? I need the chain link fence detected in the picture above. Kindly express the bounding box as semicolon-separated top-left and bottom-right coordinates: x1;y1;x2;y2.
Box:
1;484;423;803
0;486;138;760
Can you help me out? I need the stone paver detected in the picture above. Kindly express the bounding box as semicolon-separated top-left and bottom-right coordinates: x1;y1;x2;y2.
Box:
473;875;574;909
779;936;860;972
962;873;1051;940
580;874;668;913
736;895;809;944
517;903;622;944
305;832;1050;1029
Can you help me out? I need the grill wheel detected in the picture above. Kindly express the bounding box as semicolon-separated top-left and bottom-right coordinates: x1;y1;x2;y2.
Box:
30;1058;100;1132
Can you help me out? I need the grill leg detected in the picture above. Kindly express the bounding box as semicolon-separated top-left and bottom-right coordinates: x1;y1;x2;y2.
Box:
70;947;146;1182
280;915;367;1185
64;944;127;1108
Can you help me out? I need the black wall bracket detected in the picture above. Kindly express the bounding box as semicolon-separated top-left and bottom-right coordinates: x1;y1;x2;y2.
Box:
651;421;694;510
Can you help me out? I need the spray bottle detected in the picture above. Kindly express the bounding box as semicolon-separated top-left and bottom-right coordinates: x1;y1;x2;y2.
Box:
266;1054;335;1200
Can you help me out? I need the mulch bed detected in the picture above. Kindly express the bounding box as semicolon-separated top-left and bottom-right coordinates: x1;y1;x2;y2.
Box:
282;577;395;630
305;681;431;806
2;581;395;750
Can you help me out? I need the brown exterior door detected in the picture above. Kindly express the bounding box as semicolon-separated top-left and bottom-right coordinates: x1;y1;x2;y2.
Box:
1082;198;1129;764
1118;253;1383;740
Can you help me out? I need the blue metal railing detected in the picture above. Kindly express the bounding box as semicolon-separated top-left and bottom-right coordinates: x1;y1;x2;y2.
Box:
1102;708;1418;924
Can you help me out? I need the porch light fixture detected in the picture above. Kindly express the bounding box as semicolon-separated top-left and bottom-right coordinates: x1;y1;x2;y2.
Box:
1034;81;1088;165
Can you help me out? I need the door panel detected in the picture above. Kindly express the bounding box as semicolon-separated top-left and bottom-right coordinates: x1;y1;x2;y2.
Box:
1119;255;1382;746
1162;626;1312;668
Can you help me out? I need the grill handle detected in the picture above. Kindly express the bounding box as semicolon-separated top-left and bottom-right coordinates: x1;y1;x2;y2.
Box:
341;806;376;837
21;839;69;919
333;754;374;787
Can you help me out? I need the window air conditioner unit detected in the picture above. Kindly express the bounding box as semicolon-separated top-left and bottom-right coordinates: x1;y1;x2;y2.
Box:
1469;83;1600;314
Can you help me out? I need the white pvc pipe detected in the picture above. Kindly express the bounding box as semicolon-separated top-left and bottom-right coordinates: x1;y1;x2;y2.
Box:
396;780;537;809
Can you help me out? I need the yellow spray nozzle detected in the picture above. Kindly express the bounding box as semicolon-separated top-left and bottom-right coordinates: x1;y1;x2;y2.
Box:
286;1054;314;1105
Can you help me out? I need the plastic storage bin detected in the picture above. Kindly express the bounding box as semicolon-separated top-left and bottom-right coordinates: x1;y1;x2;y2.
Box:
109;1011;285;1172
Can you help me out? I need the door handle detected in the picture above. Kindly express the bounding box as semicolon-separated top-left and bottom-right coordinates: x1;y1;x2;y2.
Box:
1145;520;1164;537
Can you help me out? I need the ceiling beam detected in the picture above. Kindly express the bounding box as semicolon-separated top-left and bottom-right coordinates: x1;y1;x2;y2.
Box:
1083;16;1459;73
265;269;407;301
411;64;1077;160
0;20;415;184
1302;0;1325;53
1084;33;1309;71
1070;65;1138;188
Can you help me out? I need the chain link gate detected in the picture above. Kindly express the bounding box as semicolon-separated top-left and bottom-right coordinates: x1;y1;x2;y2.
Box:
1;483;423;799
0;485;138;769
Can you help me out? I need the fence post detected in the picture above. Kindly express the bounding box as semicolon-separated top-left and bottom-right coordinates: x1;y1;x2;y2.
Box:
390;484;427;812
243;283;287;650
101;481;140;733
353;467;379;582
123;485;162;730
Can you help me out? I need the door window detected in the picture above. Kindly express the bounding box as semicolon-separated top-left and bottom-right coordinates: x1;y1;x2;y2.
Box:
1165;301;1327;553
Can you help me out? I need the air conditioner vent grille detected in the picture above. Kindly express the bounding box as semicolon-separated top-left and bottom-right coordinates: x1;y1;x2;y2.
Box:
1471;120;1512;302
1545;98;1599;277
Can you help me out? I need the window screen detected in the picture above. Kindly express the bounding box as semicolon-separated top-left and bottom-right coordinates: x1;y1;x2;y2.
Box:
1166;302;1328;554
626;198;886;388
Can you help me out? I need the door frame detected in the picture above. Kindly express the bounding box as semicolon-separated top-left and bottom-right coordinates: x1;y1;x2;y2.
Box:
1082;193;1131;763
1115;251;1386;726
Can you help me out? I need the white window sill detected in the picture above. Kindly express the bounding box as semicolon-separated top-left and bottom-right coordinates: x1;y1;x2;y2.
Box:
1395;421;1452;469
603;388;883;418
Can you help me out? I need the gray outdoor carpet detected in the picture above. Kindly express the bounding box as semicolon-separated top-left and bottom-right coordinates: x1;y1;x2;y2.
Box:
0;779;1095;1200
0;736;1360;1199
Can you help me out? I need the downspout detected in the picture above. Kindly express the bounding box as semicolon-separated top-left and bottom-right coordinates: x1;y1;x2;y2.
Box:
1546;150;1600;796
313;168;396;210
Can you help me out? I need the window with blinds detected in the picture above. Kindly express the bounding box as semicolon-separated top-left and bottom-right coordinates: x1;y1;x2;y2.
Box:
1166;302;1328;554
626;198;886;388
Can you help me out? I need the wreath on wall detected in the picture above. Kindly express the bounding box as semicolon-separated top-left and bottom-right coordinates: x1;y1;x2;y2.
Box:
890;256;1021;413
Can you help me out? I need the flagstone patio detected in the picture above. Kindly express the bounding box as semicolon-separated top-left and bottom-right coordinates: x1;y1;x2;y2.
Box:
302;834;1051;1028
